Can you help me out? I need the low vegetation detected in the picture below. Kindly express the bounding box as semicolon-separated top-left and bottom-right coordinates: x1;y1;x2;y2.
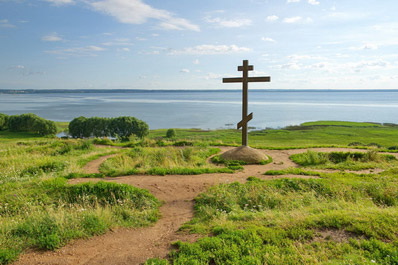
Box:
149;121;398;149
290;150;398;170
0;137;160;264
99;146;233;176
1;120;398;264
148;174;398;264
0;179;159;264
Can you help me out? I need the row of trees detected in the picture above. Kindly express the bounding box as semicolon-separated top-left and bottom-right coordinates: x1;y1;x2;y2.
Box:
68;116;149;140
0;113;57;136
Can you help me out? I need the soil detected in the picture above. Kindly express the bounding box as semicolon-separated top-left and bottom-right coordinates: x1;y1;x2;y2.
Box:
13;147;395;265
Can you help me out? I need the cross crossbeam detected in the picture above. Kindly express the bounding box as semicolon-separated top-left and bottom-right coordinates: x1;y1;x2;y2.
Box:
222;60;271;146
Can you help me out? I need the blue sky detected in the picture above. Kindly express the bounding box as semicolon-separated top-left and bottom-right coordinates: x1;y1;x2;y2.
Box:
1;0;398;90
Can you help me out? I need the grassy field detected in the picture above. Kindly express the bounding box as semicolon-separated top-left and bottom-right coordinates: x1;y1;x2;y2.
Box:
99;146;233;177
148;173;398;264
0;136;160;264
149;121;398;149
1;121;398;264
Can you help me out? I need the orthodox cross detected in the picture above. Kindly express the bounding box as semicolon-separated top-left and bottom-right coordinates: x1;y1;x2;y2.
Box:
223;60;271;146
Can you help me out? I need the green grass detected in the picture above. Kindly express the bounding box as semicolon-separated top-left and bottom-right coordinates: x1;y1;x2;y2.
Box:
0;178;159;263
0;136;161;264
2;120;398;264
148;121;398;149
290;150;398;170
99;146;233;176
300;121;383;127
149;174;398;264
54;121;69;133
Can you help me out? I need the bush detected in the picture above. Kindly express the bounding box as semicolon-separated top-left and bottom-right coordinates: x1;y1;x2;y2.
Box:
7;113;56;136
69;116;149;140
0;113;9;130
166;128;176;138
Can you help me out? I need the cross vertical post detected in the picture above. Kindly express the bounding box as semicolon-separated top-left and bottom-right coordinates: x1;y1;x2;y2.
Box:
223;60;271;146
241;60;249;146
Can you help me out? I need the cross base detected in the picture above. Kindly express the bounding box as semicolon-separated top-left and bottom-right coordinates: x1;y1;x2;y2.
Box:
220;146;268;164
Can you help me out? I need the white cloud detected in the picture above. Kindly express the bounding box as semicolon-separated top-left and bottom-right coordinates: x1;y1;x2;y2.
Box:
351;60;391;72
350;43;378;50
266;15;279;22
283;16;312;23
193;59;199;65
8;65;46;76
169;44;251;55
180;69;190;73
0;19;15;28
43;0;74;5
283;16;302;23
41;32;63;42
136;37;146;41
120;47;130;52
102;38;133;46
203;73;223;80
46;45;106;56
8;65;25;70
89;0;199;31
262;37;276;42
204;16;252;28
287;0;300;2
308;0;320;5
280;62;301;69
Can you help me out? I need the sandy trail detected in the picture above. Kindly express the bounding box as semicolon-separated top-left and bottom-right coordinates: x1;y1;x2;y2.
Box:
82;154;117;174
14;147;392;265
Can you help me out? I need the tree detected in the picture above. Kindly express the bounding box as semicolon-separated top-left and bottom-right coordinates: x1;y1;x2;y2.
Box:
7;113;56;136
69;116;87;138
0;113;8;130
33;119;57;136
166;128;176;138
110;116;149;140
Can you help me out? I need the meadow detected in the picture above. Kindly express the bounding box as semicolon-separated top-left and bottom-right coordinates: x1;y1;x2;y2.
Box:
0;121;398;264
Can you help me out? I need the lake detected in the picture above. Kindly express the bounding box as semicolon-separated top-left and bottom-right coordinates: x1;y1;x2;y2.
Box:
0;90;397;129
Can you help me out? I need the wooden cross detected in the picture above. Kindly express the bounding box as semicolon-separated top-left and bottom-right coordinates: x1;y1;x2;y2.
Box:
223;60;271;146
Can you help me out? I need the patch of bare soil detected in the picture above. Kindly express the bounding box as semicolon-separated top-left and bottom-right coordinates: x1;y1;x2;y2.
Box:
13;147;388;265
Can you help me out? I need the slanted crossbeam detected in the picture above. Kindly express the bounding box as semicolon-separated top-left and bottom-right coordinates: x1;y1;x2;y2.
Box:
222;60;271;146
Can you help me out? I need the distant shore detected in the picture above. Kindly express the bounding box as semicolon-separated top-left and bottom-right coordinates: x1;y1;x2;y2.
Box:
1;89;398;94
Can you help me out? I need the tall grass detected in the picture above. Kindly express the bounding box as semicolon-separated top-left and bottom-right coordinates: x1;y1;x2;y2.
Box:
0;178;160;264
99;146;232;176
290;150;398;170
0;137;162;264
149;174;398;264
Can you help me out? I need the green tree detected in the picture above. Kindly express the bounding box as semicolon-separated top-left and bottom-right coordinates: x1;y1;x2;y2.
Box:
166;128;176;138
0;113;9;130
33;119;57;136
69;116;88;138
110;116;149;140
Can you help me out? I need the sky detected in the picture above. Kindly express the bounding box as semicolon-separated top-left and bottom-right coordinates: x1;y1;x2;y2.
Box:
0;0;398;90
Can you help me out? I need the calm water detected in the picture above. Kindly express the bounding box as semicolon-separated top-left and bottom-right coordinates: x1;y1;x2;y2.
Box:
0;90;397;129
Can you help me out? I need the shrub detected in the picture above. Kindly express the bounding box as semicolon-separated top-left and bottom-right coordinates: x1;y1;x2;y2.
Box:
173;141;193;146
0;113;9;130
166;128;176;138
69;116;149;140
93;137;114;146
7;113;56;136
20;161;66;177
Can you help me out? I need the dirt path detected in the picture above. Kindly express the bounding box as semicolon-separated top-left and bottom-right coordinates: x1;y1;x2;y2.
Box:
82;154;117;174
14;147;392;265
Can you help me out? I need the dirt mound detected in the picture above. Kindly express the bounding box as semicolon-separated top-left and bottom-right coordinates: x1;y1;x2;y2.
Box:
221;145;268;163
